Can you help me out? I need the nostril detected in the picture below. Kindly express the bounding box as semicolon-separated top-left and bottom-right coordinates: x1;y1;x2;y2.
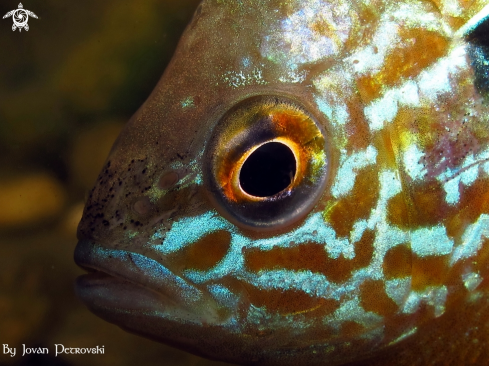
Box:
133;196;153;215
159;171;179;190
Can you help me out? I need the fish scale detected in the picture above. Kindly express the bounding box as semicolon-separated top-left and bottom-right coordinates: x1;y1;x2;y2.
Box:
75;0;489;365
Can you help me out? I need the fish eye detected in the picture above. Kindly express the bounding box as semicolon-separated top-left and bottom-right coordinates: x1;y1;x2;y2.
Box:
464;6;489;98
239;141;297;197
204;95;329;231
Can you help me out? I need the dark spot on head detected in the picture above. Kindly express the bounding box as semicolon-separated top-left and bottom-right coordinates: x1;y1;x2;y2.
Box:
133;197;153;215
159;171;179;190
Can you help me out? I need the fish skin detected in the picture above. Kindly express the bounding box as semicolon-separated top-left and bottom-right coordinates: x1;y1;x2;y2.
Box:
75;0;489;365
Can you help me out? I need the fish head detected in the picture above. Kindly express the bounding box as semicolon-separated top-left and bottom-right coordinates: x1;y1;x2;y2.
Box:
75;0;489;364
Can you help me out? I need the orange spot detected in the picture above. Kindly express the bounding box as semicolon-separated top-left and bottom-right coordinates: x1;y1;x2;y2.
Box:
356;74;383;105
387;29;448;80
217;276;339;316
387;193;411;229
428;0;443;10
240;284;340;316
326;167;379;237
396;176;489;238
429;0;472;19
340;321;366;339
356;29;448;103
445;177;489;240
374;127;398;169
412;255;449;290
360;279;399;317
243;230;375;284
409;181;448;227
393;107;440;150
169;230;231;271
383;244;412;279
311;18;336;39
344;98;371;151
344;5;379;53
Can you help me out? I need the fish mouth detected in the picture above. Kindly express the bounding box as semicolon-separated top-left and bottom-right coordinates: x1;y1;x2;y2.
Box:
74;239;221;326
74;240;252;363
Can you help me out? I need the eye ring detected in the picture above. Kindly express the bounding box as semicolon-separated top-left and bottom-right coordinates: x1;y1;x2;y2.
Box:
204;95;329;231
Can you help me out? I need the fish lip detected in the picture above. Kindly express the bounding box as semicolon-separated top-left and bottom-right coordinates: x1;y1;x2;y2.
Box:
74;239;198;297
73;241;248;363
74;239;219;323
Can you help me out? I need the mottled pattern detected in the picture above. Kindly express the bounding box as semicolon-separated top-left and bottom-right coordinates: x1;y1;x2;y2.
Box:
76;0;489;365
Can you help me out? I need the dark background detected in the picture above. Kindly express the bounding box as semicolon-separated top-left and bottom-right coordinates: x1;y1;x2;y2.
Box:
0;1;231;365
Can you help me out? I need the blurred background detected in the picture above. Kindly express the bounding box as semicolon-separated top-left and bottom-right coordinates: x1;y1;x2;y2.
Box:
0;1;231;365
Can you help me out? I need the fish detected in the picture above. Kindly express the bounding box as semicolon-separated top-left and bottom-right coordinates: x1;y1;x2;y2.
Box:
74;0;489;365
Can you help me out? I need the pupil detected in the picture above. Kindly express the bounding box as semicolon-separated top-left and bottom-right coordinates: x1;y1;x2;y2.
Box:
466;17;489;97
239;142;296;197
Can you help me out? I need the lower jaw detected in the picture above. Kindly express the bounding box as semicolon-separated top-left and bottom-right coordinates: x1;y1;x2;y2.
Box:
75;271;177;314
75;272;250;364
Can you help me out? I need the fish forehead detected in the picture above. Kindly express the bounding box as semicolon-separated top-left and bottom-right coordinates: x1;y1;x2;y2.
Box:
76;0;489;364
104;0;482;160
